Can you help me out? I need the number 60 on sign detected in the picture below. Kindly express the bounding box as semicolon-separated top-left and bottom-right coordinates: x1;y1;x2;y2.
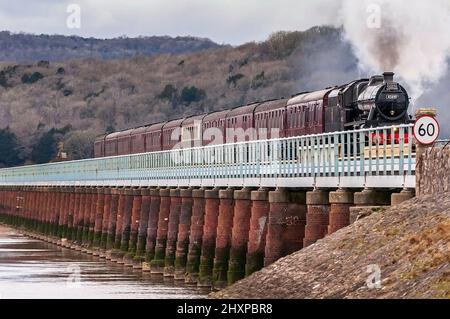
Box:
413;115;440;145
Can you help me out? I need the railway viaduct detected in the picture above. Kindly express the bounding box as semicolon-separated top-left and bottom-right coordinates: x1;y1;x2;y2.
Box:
0;109;441;289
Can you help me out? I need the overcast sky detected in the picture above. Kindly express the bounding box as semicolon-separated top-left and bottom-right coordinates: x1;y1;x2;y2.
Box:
0;0;342;44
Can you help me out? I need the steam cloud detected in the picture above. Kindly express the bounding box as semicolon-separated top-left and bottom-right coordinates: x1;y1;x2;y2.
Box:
338;0;450;115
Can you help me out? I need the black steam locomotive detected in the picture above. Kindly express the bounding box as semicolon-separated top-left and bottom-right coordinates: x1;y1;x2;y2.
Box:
326;72;410;131
95;72;411;158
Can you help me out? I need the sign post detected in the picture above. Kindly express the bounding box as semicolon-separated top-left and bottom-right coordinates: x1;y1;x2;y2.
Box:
414;108;438;196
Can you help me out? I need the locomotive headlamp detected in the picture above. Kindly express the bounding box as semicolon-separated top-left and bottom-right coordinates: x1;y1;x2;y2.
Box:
390;110;395;116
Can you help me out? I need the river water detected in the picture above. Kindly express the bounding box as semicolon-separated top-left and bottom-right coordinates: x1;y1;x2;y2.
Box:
0;225;209;299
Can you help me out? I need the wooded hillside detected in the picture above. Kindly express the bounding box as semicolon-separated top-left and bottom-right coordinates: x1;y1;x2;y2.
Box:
0;26;359;166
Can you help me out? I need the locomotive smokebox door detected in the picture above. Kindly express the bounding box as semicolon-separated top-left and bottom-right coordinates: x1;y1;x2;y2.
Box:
375;72;409;122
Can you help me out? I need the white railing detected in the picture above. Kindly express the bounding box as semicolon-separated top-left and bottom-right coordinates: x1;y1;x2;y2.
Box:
436;139;450;147
0;124;416;188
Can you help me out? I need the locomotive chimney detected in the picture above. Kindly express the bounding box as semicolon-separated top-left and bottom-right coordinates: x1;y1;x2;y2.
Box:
383;71;394;83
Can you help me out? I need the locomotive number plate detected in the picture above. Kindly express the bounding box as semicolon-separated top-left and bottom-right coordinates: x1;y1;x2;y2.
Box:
385;94;398;100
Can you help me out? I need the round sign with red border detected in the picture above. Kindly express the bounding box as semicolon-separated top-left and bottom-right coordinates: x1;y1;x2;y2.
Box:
413;115;440;145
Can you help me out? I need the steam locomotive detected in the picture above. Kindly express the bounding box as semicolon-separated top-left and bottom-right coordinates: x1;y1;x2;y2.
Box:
94;72;410;157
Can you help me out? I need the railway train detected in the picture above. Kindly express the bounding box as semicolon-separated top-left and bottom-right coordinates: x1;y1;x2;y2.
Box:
94;72;411;158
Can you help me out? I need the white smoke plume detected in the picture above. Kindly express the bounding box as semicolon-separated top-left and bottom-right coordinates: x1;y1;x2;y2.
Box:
338;0;450;107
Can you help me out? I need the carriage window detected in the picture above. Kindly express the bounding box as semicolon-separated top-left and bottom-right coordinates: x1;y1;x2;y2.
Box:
317;105;322;124
298;111;302;128
290;110;293;128
313;105;318;123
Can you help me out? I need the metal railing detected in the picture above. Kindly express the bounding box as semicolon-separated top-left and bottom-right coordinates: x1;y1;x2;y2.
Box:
435;139;450;147
0;124;415;188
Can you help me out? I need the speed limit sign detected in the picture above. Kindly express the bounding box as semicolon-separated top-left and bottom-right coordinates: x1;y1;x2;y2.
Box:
413;115;440;145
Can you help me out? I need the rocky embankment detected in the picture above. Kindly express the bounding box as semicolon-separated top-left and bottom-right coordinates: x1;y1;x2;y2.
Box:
211;193;450;299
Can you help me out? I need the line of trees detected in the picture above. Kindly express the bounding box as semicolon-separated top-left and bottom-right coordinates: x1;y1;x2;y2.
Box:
0;125;95;167
0;128;22;167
